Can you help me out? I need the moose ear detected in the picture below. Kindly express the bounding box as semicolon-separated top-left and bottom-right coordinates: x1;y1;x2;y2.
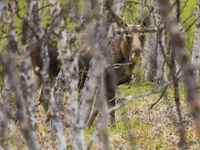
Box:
142;15;151;27
116;17;128;28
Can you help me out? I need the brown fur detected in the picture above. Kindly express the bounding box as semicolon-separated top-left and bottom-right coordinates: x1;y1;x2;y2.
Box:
29;23;143;123
106;28;143;123
76;24;144;124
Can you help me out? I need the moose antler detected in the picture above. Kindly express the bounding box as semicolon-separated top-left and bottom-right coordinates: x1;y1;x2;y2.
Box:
116;25;158;34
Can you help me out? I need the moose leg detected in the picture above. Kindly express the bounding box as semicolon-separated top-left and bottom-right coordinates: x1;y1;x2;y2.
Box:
106;89;116;125
104;70;117;125
87;104;99;127
89;88;116;126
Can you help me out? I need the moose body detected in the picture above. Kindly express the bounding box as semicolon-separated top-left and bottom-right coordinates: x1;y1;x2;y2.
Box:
30;22;143;124
77;24;143;124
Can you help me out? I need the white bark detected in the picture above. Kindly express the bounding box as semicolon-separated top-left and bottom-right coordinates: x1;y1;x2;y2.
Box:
192;0;200;82
78;58;100;127
56;20;85;149
142;0;167;84
0;1;4;17
0;78;11;150
41;48;67;150
154;3;167;85
142;0;156;82
0;3;11;150
142;32;157;81
58;30;85;150
48;1;86;149
138;0;145;22
3;1;40;149
156;29;167;85
22;0;41;44
95;73;110;150
112;0;124;17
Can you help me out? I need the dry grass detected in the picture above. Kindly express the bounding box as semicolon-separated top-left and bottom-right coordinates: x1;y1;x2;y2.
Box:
107;83;199;150
2;83;200;149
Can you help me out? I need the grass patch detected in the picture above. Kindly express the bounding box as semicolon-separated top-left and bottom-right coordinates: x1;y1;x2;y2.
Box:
2;82;199;149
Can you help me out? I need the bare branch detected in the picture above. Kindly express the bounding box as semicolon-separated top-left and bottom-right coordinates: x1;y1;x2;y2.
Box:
108;91;154;114
40;48;67;150
158;0;200;140
116;26;158;34
0;78;11;150
182;12;196;25
148;68;181;110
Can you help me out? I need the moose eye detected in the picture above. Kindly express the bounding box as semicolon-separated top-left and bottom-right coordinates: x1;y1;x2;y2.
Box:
139;34;145;41
126;35;132;43
139;34;145;47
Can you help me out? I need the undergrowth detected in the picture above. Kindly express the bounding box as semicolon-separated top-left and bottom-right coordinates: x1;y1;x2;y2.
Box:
2;82;199;149
84;82;198;149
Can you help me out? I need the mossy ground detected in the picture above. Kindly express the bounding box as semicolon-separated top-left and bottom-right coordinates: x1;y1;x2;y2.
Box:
84;82;199;149
3;82;200;149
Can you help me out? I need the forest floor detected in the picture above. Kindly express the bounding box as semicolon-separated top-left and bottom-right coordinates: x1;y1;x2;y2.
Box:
84;82;200;150
4;82;200;150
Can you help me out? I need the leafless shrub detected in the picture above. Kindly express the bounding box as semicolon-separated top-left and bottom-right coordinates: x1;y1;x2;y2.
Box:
0;0;200;150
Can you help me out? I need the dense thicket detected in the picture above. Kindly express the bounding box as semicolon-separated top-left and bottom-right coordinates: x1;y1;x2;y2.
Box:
0;0;200;149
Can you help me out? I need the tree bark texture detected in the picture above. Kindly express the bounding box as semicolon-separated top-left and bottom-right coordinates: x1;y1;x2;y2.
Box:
192;0;200;82
142;0;167;84
158;0;200;140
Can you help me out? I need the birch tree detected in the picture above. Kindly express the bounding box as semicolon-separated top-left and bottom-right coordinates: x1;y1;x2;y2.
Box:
1;0;200;149
142;0;167;84
192;0;200;82
142;0;157;82
158;0;200;141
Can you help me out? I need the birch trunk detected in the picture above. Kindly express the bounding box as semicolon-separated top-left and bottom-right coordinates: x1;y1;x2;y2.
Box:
158;0;200;140
41;48;67;150
0;78;11;150
0;3;11;150
192;0;200;82
142;0;167;84
49;1;85;149
155;7;167;85
58;30;85;150
138;0;145;22
142;0;157;82
142;29;157;82
3;1;40;149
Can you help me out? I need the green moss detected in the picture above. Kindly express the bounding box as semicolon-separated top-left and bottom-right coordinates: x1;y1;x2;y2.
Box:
181;0;197;56
124;0;139;24
117;82;157;97
85;126;96;135
110;120;127;134
38;124;47;135
14;0;26;49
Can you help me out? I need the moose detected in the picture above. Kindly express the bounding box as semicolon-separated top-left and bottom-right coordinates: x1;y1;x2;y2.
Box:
29;18;151;125
105;26;144;124
75;21;145;125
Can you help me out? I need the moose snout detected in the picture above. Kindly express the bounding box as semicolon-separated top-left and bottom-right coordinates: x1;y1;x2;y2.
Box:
130;48;142;60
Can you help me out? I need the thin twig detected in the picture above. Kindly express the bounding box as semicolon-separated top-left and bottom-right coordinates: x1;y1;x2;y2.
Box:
176;0;181;22
149;69;182;110
123;116;136;150
182;15;200;32
158;0;200;140
148;82;171;110
108;91;155;114
170;49;187;149
126;1;140;4
86;130;98;150
116;27;158;34
181;0;189;11
182;12;196;25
